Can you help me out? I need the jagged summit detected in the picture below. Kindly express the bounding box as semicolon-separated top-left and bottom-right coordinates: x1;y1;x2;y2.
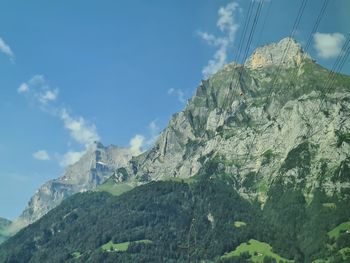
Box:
19;142;134;224
245;37;310;69
126;38;350;202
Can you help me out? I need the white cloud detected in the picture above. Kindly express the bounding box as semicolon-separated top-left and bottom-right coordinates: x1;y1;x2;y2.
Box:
0;37;14;61
129;120;161;156
28;75;45;86
19;75;101;167
59;150;85;167
313;32;345;59
146;120;161;147
33;150;50;161
39;89;58;104
60;109;100;148
17;75;59;106
149;120;159;136
168;88;186;103
17;83;29;93
129;135;145;156
199;1;239;78
217;2;239;38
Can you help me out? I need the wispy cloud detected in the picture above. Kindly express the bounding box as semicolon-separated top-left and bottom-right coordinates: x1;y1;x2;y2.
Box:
17;83;29;93
313;32;345;59
129;119;161;156
39;89;58;104
129;135;145;156
18;75;100;167
0;37;14;62
146;120;161;147
17;75;59;107
198;1;239;78
33;150;50;161
60;109;99;148
168;88;186;103
59;150;85;167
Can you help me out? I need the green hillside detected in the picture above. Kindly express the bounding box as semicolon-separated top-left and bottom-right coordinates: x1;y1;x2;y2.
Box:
221;239;293;262
96;177;135;196
1;165;350;262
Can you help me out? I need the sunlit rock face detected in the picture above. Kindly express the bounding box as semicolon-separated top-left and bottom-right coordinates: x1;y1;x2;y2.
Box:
127;37;350;202
245;37;310;69
19;142;134;224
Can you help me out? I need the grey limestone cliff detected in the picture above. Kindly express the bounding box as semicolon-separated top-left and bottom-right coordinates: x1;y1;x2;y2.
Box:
19;142;134;225
127;37;350;202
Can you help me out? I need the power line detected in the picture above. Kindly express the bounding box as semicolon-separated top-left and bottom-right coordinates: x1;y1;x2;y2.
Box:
256;0;273;46
234;0;254;64
240;0;264;67
239;0;309;171
283;0;329;116
222;0;257;109
318;33;350;110
303;0;329;54
268;0;309;96
229;0;265;173
227;0;264;107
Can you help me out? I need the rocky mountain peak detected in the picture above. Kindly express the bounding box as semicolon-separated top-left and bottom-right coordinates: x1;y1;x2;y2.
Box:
127;37;350;204
18;143;134;225
245;37;309;69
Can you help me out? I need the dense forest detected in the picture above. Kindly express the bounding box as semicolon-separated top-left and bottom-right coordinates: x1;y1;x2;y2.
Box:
1;159;350;262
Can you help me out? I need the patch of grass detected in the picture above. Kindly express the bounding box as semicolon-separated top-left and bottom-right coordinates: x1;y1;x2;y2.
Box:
102;241;130;252
96;182;134;196
322;203;337;209
254;180;269;193
71;251;81;258
221;239;293;262
160;176;197;184
261;149;275;166
234;221;247;228
101;239;152;252
328;221;350;239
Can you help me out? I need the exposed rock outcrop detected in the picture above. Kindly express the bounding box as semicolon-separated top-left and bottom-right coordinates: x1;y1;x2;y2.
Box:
127;37;350;201
19;142;134;225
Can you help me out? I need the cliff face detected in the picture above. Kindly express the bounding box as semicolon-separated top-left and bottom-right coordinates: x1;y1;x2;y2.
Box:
128;37;350;201
19;143;134;224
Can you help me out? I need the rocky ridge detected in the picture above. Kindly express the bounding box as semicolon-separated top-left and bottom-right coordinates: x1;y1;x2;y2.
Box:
125;37;350;201
18;142;134;225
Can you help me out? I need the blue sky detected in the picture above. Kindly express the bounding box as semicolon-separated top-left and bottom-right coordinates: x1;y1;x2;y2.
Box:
0;0;349;220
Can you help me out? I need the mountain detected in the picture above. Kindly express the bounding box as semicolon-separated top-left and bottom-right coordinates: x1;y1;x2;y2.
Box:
0;175;349;262
14;38;350;226
18;142;134;225
1;38;350;262
0;180;259;262
126;37;350;201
